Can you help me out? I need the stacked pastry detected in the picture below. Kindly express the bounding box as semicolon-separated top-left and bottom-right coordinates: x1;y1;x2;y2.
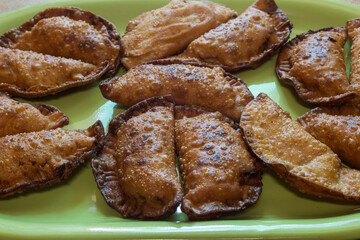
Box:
0;93;104;198
93;0;291;220
0;7;121;97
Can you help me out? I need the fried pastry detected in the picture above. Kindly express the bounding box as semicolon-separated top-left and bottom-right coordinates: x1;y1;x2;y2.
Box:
240;93;360;201
92;96;182;219
0;7;121;76
100;59;254;121
276;27;356;105
175;0;292;72
121;0;236;69
0;121;104;198
175;105;262;220
298;105;360;169
0;47;107;98
0;92;69;137
348;18;360;96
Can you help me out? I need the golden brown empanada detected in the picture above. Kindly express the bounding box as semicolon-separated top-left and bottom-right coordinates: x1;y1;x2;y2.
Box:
276;27;356;105
121;0;236;69
0;7;121;76
0;92;69;137
175;0;291;72
240;93;360;201
100;59;253;121
0;47;105;97
298;105;360;169
0;121;104;198
348;18;360;95
92;96;182;219
175;105;262;220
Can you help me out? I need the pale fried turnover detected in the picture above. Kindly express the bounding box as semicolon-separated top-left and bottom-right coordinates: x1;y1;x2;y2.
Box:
0;47;104;97
0;7;121;76
348;18;360;101
100;60;253;122
175;105;262;220
0;92;69;137
92;96;182;219
175;0;291;72
276;27;356;105
0;121;104;198
240;93;360;201
121;0;236;69
298;105;360;169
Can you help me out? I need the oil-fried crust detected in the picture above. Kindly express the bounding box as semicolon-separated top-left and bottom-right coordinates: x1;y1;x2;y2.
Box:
175;105;263;220
120;0;236;69
241;93;360;201
348;18;360;101
100;60;253;121
0;120;104;198
175;0;292;72
276;27;357;105
297;105;360;169
92;95;183;219
0;7;121;76
0;48;108;98
0;93;69;137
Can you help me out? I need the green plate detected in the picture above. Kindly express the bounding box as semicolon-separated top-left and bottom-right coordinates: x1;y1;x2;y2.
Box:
0;0;360;239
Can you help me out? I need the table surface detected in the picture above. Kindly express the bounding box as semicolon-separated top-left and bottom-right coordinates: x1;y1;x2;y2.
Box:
0;0;359;14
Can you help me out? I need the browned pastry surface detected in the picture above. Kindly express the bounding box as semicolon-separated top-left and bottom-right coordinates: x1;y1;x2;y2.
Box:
176;0;291;72
0;121;104;198
276;27;356;105
175;105;262;220
120;0;236;69
0;7;121;76
348;18;360;102
0;92;69;137
298;105;360;169
0;47;105;97
240;93;360;201
100;60;253;121
92;96;182;219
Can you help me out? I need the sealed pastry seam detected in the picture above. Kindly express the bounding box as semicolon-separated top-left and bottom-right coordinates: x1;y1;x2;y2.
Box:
100;59;254;121
0;120;104;198
276;27;356;105
92;95;182;219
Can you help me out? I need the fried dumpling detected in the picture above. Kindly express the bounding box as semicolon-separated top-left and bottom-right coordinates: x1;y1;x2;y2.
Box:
0;121;104;198
121;0;236;69
176;0;292;72
0;47;105;97
0;7;121;76
175;105;262;220
276;27;356;105
0;92;69;137
348;18;360;95
92;96;182;219
298;105;360;169
240;93;360;201
100;60;253;121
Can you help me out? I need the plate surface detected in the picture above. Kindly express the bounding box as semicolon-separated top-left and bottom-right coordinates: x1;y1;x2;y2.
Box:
0;0;360;239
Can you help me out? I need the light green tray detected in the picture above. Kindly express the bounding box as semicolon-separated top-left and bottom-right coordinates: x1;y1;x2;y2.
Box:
0;0;359;239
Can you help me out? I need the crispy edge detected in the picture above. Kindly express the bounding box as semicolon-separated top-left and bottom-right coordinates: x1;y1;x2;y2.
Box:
0;92;69;132
174;0;292;72
276;27;357;105
240;93;360;201
175;105;263;220
0;120;104;198
99;58;254;121
0;60;109;98
0;7;121;76
91;95;183;219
